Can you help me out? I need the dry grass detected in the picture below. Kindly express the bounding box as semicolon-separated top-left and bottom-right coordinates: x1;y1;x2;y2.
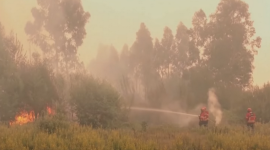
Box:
1;122;270;150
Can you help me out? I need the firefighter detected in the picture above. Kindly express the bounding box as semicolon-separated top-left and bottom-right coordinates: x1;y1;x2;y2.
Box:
246;108;256;130
199;107;209;127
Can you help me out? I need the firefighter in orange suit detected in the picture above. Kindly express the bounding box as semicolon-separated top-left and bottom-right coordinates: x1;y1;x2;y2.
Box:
246;108;256;130
199;107;209;127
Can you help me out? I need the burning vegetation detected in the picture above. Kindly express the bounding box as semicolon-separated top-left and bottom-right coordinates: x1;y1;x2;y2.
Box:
9;106;54;126
9;110;35;126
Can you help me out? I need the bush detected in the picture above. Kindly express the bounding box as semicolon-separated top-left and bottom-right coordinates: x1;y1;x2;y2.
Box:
70;73;125;128
38;114;70;134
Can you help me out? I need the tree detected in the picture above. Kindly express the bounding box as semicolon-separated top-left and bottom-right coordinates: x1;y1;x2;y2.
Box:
157;27;174;78
173;10;210;108
89;44;120;85
0;74;22;122
173;22;200;76
70;73;124;128
190;9;207;50
0;22;60;122
24;0;90;120
119;44;130;76
130;23;155;83
153;39;163;75
130;23;165;107
18;61;58;119
0;24;24;122
0;26;19;80
25;0;90;71
120;44;129;63
203;0;261;89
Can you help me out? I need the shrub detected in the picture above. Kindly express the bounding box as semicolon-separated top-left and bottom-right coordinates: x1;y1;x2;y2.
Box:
38;114;70;134
70;73;125;128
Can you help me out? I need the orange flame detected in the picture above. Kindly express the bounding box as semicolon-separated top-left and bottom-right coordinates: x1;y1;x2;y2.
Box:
10;106;54;126
47;106;54;115
9;110;35;126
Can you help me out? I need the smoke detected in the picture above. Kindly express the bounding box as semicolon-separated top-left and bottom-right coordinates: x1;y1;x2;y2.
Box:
207;88;222;125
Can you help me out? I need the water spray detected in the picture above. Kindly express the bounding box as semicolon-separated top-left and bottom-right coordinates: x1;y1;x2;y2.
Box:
128;107;198;117
128;107;216;126
126;87;222;126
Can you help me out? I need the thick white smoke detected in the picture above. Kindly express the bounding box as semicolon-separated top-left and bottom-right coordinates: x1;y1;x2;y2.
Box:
207;88;222;125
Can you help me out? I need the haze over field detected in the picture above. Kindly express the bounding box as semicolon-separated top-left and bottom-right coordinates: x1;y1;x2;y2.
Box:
0;0;269;86
2;1;270;149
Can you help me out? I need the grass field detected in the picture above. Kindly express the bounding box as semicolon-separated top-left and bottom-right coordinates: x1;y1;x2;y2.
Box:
1;120;270;150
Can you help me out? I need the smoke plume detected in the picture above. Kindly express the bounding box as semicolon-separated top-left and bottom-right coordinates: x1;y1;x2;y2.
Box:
207;88;222;125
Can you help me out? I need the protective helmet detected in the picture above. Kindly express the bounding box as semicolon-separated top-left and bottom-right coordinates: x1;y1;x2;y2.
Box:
247;108;252;112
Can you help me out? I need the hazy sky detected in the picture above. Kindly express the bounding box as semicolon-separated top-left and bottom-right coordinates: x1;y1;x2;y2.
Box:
0;0;269;86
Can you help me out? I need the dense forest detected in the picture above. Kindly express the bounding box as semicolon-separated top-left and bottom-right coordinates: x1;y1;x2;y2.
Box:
0;0;270;129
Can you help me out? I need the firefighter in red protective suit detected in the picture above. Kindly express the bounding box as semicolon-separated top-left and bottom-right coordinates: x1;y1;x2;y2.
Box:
199;107;209;127
246;108;256;130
